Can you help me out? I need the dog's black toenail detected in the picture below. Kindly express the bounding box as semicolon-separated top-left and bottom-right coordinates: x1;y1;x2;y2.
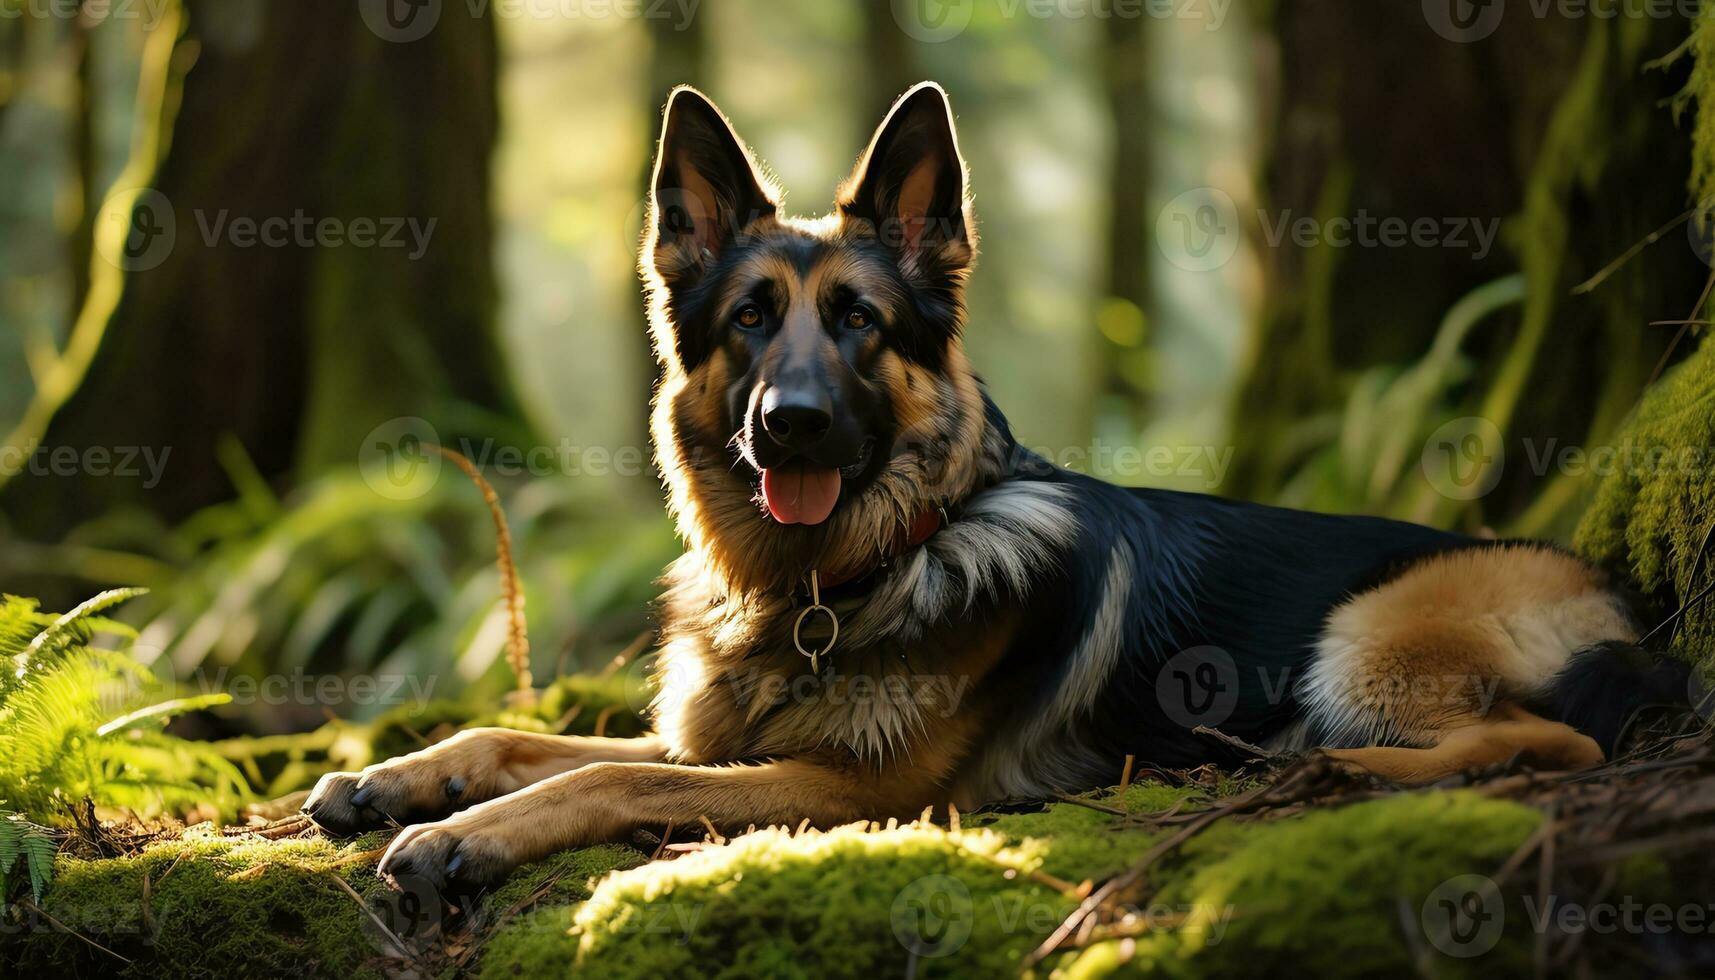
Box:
445;776;466;799
446;852;464;877
349;787;373;807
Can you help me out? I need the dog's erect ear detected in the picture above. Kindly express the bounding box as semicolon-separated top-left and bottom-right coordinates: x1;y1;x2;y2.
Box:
838;82;974;276
647;87;778;285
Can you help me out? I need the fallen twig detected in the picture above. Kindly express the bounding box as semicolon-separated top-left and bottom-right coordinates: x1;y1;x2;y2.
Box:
17;897;132;964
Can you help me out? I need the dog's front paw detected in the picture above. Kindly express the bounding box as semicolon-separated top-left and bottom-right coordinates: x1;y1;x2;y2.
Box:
301;771;381;835
378;814;519;896
303;731;506;835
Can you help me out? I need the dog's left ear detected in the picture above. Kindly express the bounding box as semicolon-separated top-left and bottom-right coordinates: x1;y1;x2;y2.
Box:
647;87;779;289
838;82;974;278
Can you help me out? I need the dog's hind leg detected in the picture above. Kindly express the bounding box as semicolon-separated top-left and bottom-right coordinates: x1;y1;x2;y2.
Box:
1299;544;1638;786
1322;702;1602;784
303;730;668;835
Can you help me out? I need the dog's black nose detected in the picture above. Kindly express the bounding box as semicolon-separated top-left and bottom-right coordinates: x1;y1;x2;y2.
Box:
761;385;833;450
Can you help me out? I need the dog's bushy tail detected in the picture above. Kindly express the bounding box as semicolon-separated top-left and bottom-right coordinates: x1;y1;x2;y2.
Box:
1543;642;1710;757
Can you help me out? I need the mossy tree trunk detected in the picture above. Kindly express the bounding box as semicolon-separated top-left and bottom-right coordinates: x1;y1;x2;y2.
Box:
1;0;523;548
1227;3;1705;534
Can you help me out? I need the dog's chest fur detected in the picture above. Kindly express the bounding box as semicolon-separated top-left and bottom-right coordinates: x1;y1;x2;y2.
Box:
648;481;1080;772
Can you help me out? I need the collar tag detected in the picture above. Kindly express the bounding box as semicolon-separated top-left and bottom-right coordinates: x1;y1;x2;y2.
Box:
792;569;839;673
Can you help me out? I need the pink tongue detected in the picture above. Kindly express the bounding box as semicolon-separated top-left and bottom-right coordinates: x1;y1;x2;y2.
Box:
760;466;842;525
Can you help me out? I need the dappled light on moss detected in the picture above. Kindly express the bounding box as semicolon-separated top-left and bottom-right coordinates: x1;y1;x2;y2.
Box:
4;831;393;979
552;821;1059;979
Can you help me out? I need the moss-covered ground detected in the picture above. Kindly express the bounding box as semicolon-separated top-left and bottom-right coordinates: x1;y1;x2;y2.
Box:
6;739;1712;979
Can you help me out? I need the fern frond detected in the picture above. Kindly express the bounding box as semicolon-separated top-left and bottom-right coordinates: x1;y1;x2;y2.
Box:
24;587;149;660
96;692;232;736
0;590;251;825
0;811;58;905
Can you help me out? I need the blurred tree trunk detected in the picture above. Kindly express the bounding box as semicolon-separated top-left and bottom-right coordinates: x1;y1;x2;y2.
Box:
1226;1;1704;534
637;14;707;413
1100;12;1150;422
858;0;918;122
2;0;522;546
646;8;704;111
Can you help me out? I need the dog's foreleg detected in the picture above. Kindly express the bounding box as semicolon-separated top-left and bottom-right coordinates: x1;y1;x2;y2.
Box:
378;757;936;891
303;730;667;834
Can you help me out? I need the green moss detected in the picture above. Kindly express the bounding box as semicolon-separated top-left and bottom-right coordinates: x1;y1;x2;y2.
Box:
1083;793;1542;977
0;828;644;979
6;783;1700;978
1574;331;1715;666
475;792;1561;980
968;781;1223;883
479;843;645;917
482;821;1067;979
1;831;396;979
1688;5;1715;206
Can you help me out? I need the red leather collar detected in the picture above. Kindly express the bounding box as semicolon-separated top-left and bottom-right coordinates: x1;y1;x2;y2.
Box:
815;506;946;591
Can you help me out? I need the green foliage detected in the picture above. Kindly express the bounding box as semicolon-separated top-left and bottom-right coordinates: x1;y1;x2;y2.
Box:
1271;276;1526;524
0;592;248;824
98;463;675;716
0;811;57;906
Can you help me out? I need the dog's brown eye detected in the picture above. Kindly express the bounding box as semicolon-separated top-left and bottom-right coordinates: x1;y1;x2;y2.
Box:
845;306;872;330
735;305;762;329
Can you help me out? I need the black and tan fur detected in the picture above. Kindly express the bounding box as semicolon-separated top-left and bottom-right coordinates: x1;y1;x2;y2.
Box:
301;83;1691;894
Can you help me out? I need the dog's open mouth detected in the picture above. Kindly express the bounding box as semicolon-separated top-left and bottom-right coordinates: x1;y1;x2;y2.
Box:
760;464;842;525
757;441;874;525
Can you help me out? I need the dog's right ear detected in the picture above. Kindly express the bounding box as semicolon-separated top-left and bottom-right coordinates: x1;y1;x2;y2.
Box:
646;87;778;288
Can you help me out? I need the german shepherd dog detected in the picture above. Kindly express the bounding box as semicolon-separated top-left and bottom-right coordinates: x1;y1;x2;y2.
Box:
304;83;1693;893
